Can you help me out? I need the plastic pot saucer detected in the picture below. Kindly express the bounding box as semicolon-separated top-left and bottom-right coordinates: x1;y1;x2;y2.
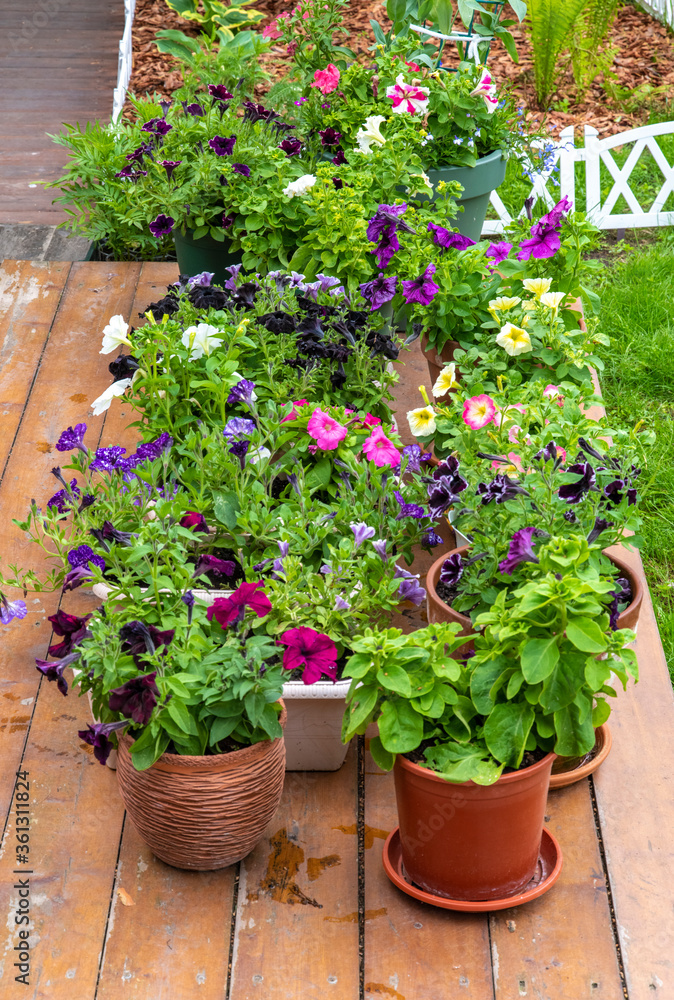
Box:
382;827;563;912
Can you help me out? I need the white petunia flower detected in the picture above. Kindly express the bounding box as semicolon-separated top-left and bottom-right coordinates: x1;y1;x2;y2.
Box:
496;323;532;357
181;323;223;360
432;363;458;397
523;277;552;297
407;406;436;437
540;291;566;312
100;314;133;355
283;174;317;198
355;115;387;154
90;375;135;416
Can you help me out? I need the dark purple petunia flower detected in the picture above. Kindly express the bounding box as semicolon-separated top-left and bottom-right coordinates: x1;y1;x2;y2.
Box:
498;526;539;575
359;273;398;311
47;478;80;513
587;516;615;545
332;177;343;190
222;212;235;229
108;671;160;725
161;159;181;180
427;223;476;250
607;576;632;630
89;445;127;473
433;456;461;479
35;650;81;696
319;127;342;147
47;610;91;658
540;195;573;229
279;137;302;156
119;621;174;660
516;222;561;261
227;379;256;407
78;720;127;765
208;84;234;102
402;264;439;306
67;544;105;572
131;433;173;465
476;474;528;505
109;354;140;380
332;149;348;165
393;490;425;519
558;462;596;504
62;566;94;591
185;103;205;116
181;590;195;626
141;118;173;136
485;241;513;267
604;479;637;506
149;214;175;238
223;417;256;439
232;163;251;177
208;135;237;156
229;439;250;469
366;203;414;243
371;229;400;269
180;511;209;533
563;510;578;523
427;473;469;519
422;529;444;548
126;142;154;163
439;552;463;588
193;554;236;579
115;166;147;181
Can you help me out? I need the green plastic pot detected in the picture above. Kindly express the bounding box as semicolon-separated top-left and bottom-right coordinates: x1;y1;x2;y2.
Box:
173;228;243;285
417;149;508;243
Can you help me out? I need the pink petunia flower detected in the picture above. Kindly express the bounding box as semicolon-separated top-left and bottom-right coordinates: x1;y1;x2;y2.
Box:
362;413;381;427
307;407;348;449
362;426;401;467
543;384;564;407
463;394;497;430
386;74;430;114
310;64;340;94
278;626;338;683
281;398;309;422
262;21;282;39
468;68;498;112
405;60;421;71
491;452;524;474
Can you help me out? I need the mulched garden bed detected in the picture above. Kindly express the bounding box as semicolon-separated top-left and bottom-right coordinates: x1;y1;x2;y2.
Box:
125;0;674;137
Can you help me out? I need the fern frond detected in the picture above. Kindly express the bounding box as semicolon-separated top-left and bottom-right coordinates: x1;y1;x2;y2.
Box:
526;0;588;106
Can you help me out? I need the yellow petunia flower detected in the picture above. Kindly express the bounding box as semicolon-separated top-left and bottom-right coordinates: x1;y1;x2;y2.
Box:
523;277;552;297
496;322;532;357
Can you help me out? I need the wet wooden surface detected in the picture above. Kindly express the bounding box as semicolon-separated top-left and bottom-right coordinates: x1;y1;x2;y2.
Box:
0;261;672;999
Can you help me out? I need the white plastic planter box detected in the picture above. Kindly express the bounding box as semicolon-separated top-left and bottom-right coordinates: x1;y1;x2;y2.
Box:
281;678;352;771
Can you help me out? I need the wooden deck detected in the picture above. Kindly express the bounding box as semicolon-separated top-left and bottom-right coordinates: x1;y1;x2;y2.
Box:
0;261;673;1000
0;2;123;225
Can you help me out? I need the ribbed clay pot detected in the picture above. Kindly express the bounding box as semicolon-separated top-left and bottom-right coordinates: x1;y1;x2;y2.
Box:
116;706;286;871
393;750;556;900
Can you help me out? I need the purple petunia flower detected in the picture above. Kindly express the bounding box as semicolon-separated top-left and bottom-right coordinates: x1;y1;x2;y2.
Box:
67;544;105;572
223;417;256;439
393;490;425;519
439;552;463;588
371;229;400;269
56;423;88;454
108;672;160;726
149;214;175;238
0;593;28;625
319;127;342;147
332;149;348;165
366;204;414;243
35;650;81;696
224;263;242;291
394;566;426;606
126;142;153;163
427;223;476;250
161;159;181;180
208;84;234;102
422;529;444;548
141;118;172;136
89;445;127;473
193;554;236;580
350;522;376;549
185;102;205;116
485;241;513;267
359;273;398;312
209;135;237;156
47;479;80;513
427;473;469;520
402;443;431;473
558;462;597;504
227;379;256;408
187;271;214;288
232;162;251;178
62;566;94;591
476;474;528;505
607;577;632;630
78;720;127;765
222;212;235;230
402;264;439;306
516;222;561;261
115;166;148;181
228;439;250;468
131;433;173;465
280;137;302;156
334;595;351;611
498;527;539;575
540;195;573;229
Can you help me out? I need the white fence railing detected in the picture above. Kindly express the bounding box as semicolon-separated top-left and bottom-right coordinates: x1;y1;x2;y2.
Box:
636;0;674;28
112;0;136;122
485;121;674;234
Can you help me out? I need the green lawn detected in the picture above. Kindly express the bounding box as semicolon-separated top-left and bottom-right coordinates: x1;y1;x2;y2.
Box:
592;231;674;677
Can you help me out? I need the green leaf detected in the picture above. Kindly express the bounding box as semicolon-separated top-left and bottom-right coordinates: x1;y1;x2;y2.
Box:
580;284;601;315
213;490;240;530
508;0;527;20
378;699;424;754
470;657;506;714
376;663;412;697
566;617;607;653
539;652;585;712
369;18;388;46
521;635;560;683
369;734;395;771
209;715;240;746
305;456;332;490
554;701;595;757
484;701;535;767
167;698;198;735
343;684;378;737
592;698;611;728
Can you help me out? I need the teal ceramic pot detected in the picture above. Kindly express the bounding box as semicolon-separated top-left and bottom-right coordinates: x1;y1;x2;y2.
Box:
173;228;243;285
417;149;508;243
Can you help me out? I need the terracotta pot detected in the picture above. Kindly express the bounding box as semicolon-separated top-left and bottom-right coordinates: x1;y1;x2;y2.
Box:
116;706;286;871
549;723;612;789
606;548;643;631
393;750;556;900
419;334;461;395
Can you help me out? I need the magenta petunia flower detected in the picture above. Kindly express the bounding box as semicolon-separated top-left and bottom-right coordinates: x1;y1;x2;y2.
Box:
402;263;439;306
281;399;309;423
207;581;272;628
307;408;348;449
540;195;573;228
498;526;539;575
427;223;476;250
371;229;400;269
485;241;513;267
362;426;401;467
277;627;338;683
516;223;561;261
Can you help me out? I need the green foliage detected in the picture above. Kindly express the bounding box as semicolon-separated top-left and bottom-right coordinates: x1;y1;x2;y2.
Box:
569;0;621;102
154;28;270;95
525;0;588;107
163;0;265;41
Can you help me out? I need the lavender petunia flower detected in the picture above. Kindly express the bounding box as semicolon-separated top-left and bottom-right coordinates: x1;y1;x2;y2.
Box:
558;462;596;504
498;527;539;575
161;159;181;180
224;263;243;291
427;223;476;250
439;552;463;588
0;593;28;625
359;273;398;311
149;214;175;238
108;672;160;725
78;720;127;765
351;522;376;548
227;379;256;408
393;490;425;519
394;566;426;606
208;135;237;156
402;264;439;306
334;595;351;611
372;539;388;561
89;445;127;473
232;163;251;177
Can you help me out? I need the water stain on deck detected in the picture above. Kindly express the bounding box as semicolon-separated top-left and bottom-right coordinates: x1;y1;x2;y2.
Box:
334;823;389;849
36;441;52;453
365;982;406;999
249;829;322;908
306;854;341;881
70;394;88;403
325;908;387;923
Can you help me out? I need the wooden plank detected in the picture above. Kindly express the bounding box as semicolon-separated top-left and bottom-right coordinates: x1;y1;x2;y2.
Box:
363;749;494;1000
229;746;360;1000
95;822;236;1000
490;781;624;999
593;544;674;1000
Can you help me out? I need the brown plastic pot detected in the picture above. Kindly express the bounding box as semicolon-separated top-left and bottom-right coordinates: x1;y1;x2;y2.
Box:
606;548;643;631
549;723;612;789
393;750;556;900
116;705;286;871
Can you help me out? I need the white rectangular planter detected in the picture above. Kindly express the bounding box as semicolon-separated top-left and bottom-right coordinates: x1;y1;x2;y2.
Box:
281;678;352;771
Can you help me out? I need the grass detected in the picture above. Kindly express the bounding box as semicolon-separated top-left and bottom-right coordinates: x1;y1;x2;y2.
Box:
591;230;674;677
